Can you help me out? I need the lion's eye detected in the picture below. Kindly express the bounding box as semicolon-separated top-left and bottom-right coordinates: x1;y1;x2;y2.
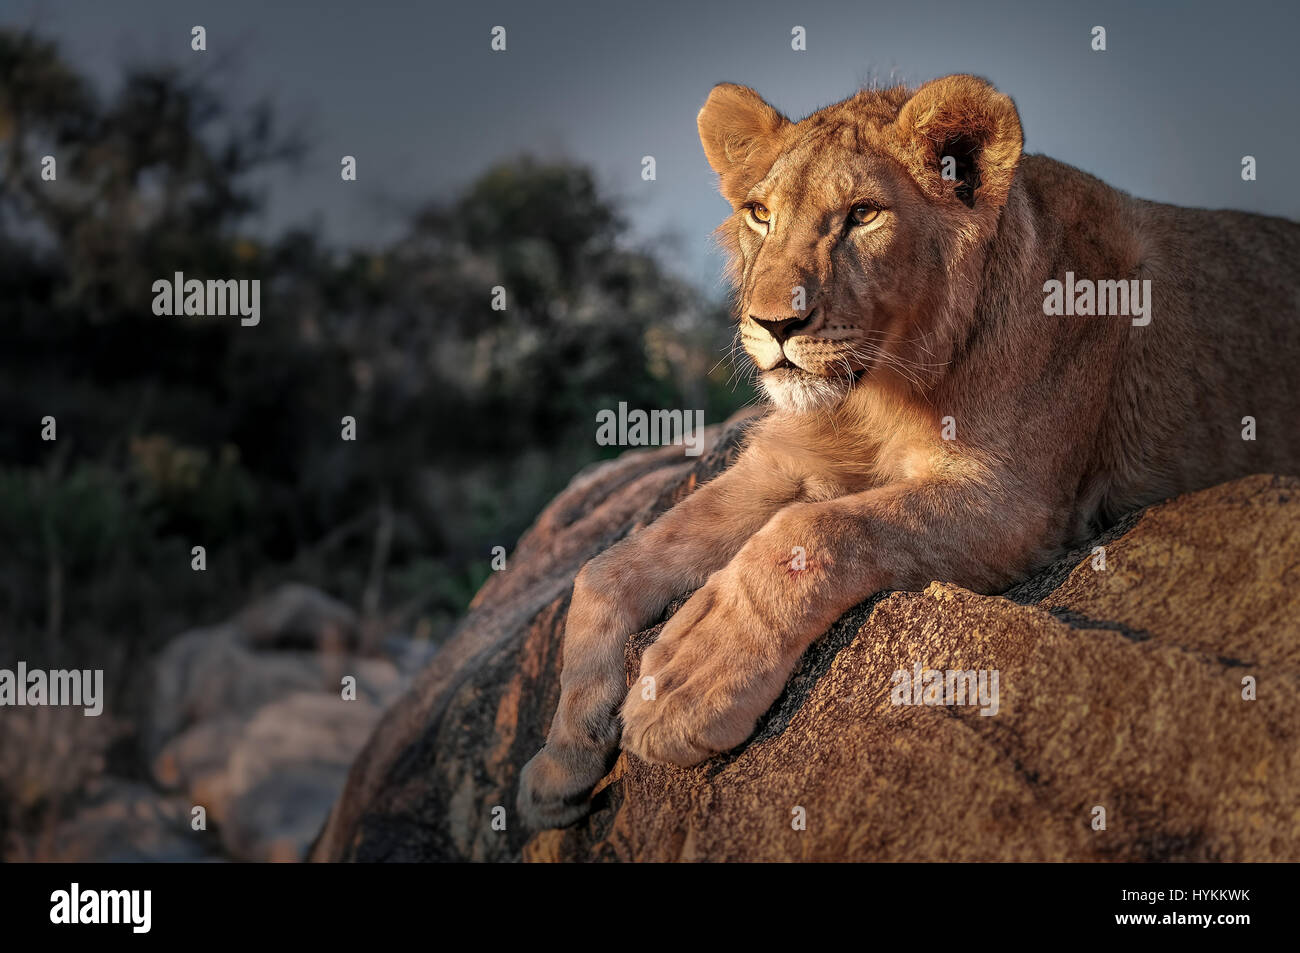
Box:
849;205;880;226
749;203;771;224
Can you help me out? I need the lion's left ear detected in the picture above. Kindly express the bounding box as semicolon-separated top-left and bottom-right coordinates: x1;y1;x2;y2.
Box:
894;74;1023;211
698;83;791;208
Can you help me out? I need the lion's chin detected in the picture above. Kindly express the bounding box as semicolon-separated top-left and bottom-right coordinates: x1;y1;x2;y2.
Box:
759;366;853;414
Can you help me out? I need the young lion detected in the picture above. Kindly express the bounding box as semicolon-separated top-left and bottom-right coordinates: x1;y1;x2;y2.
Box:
518;74;1300;829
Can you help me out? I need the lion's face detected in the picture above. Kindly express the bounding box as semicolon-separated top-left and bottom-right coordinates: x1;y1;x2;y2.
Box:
698;76;1024;412
731;129;950;412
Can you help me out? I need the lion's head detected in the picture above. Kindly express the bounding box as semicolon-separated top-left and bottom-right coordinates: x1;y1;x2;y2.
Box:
698;74;1024;412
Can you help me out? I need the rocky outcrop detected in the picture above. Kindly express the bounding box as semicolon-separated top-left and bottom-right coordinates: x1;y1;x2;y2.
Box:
312;416;1300;862
143;583;434;861
29;584;433;862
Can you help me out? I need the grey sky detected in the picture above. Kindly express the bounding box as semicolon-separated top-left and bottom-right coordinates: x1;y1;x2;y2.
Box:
10;0;1297;297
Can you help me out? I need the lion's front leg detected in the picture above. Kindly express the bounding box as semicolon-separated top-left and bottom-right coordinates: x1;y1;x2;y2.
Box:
517;450;802;829
621;479;1049;766
619;557;805;766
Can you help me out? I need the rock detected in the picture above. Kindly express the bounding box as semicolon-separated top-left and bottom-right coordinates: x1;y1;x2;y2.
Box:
137;584;419;862
149;631;325;759
146;650;401;860
219;693;384;862
151;714;246;805
148;629;407;767
36;779;215;863
0;581;422;862
145;623;246;758
147;583;362;756
312;418;1300;861
235;583;359;653
148;582;366;754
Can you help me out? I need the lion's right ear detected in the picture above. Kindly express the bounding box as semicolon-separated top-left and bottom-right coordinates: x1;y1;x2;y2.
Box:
698;84;790;207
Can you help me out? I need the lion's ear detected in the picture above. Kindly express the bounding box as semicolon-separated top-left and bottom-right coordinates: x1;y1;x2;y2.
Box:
698;83;790;207
894;74;1023;211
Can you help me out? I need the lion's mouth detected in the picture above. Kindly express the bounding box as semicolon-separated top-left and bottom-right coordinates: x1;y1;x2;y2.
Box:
765;355;865;383
764;358;813;379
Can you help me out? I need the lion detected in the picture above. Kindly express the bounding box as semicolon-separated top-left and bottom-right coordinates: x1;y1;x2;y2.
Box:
517;74;1300;829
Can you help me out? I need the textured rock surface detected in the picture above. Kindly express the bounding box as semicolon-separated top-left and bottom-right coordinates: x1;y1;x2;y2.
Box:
313;416;1300;862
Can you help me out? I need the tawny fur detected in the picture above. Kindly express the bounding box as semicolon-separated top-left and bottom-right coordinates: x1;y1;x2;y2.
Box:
517;74;1300;829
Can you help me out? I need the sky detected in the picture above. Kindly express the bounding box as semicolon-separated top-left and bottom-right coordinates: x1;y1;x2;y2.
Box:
7;0;1297;298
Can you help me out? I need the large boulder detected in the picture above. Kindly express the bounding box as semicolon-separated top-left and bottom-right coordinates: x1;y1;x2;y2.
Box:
312;417;1300;862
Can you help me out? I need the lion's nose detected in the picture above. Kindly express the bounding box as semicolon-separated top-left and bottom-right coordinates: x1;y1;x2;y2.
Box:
751;310;814;344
